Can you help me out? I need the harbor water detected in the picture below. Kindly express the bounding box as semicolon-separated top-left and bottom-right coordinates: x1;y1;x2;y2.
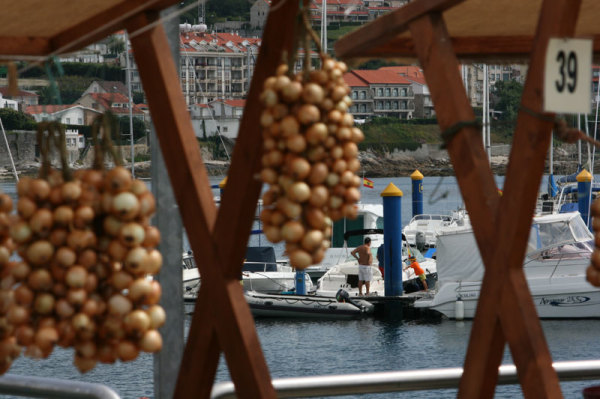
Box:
1;177;600;398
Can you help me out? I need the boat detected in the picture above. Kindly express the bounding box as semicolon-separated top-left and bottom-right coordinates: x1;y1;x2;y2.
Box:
304;204;384;282
414;212;600;319
402;210;467;251
315;231;437;297
182;247;313;300
245;289;374;319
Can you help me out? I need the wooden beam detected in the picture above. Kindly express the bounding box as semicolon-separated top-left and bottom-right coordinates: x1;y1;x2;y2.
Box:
126;12;277;399
0;37;50;57
49;0;179;57
335;0;464;59
459;1;582;397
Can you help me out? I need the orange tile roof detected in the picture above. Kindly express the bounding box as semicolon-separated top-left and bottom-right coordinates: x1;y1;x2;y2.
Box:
351;70;412;84
343;72;368;87
0;88;38;97
378;65;425;78
405;75;427;85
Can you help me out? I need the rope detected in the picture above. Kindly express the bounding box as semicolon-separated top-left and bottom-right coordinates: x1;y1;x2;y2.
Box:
439;119;481;149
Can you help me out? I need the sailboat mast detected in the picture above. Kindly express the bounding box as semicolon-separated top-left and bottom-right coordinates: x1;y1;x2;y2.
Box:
125;34;135;178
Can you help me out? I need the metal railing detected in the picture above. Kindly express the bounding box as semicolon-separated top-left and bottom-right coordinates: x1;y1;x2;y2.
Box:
0;374;119;399
211;360;600;398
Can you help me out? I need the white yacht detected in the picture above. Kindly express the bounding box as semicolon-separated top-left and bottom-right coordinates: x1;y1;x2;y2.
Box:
402;210;467;251
414;212;600;319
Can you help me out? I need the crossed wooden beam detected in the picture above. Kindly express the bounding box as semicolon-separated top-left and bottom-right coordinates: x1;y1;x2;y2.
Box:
336;0;582;397
123;1;302;396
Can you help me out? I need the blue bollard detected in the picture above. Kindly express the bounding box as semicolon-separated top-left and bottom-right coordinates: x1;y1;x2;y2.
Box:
577;169;593;229
411;170;424;217
381;183;403;296
295;271;306;295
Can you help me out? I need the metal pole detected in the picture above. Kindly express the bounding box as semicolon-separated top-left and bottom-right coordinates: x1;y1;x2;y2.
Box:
152;8;184;399
578;113;582;167
125;34;135;178
0;117;18;181
210;359;600;399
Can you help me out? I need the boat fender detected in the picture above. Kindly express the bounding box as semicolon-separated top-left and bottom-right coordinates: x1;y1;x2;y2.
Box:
455;297;464;321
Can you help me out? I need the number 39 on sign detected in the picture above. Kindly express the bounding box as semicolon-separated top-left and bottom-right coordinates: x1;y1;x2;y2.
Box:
544;38;592;114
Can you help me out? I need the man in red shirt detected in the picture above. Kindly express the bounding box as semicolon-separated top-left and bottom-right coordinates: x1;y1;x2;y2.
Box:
404;256;428;291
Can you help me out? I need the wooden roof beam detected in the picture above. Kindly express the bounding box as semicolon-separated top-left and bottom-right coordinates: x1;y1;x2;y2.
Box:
335;0;465;59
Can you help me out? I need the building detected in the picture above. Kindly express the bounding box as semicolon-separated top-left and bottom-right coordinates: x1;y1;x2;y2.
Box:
379;66;434;118
25;104;101;125
76;92;146;121
0;93;19;111
250;0;271;29
82;81;129;97
0;88;39;110
462;64;528;108
190;99;246;139
343;69;415;120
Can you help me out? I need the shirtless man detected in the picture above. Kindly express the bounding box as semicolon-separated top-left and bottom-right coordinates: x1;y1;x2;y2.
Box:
351;237;373;296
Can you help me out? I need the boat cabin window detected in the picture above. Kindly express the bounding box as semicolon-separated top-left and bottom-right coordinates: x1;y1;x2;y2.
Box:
531;241;593;261
182;255;196;270
527;216;593;253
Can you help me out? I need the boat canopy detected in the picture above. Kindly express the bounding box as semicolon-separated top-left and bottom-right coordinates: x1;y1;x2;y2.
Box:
435;212;592;283
243;247;277;272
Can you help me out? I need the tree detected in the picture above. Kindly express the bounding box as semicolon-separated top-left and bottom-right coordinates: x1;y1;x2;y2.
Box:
39;75;96;104
491;79;523;122
132;92;145;104
0;108;36;130
118;116;147;141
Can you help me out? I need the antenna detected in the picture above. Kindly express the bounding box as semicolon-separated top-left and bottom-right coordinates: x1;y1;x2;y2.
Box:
198;0;205;24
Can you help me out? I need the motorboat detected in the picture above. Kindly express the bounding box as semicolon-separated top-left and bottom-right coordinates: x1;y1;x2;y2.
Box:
182;247;313;300
315;238;437;297
305;204;385;282
245;290;374;319
414;212;600;319
402;210;467;251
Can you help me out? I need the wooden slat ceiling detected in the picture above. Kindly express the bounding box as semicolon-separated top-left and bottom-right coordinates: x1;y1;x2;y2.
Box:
0;0;179;59
336;0;600;62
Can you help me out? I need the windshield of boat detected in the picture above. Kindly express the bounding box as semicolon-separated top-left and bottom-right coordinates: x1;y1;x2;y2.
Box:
527;215;593;252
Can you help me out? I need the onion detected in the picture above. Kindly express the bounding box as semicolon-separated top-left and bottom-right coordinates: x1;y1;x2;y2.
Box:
74;355;97;373
15;325;34;346
307;146;326;162
351;127;364;142
55;246;76;267
343;142;359;159
75;340;96;359
97;344;117;364
49;186;63;205
65;266;87;288
289;157;311;180
17;197;37;219
112;192;140;220
289;249;312;269
308;186;328;208
56;298;75;319
84;273;98;292
61;181;82;203
35;326;58;351
66;230;88;252
260;88;278;107
142;226;161;248
119;223;145;247
74;206;94;228
340;170;355;186
281;221;304;243
66;288;87;306
30;179;51;201
129;278;153;302
72;312;93;334
124;309;151;335
117;340;139;362
106;166;133;193
329;195;343;209
286;134;307;153
103;215;123;237
302;83;325;104
124;247;148;275
29;209;53;236
345;187;361;203
341;113;354;127
277;198;301;219
260;168;278;185
144;250;163;275
0;247;9;266
333;159;347;174
326;173;340;187
49;228;68;247
336;127;352;141
139;330;163;353
147;305;166;329
27;268;53;291
131;179;149;196
306;123;328;145
263;225;282;243
269;210;286;226
297;104;320;125
13;285;32;307
0;194;12;213
144;280;162;305
260;110;274;127
301;230;324;252
16;177;32;197
327;110;342;124
34;293;55;315
139;192;156;217
331;146;344;160
12;262;30;281
279;115;300;137
53;206;74;226
7;305;29;325
305;207;326;229
108;294;132;316
288;182;311;203
77;249;97;269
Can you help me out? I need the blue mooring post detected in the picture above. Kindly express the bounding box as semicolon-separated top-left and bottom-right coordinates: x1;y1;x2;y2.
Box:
381;183;403;296
577;169;593;229
411;169;424;217
295;271;306;295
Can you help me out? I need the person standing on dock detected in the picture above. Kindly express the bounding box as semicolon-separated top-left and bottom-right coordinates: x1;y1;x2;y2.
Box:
404;256;428;291
351;237;373;296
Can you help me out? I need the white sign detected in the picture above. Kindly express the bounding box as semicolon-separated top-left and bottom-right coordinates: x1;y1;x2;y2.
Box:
544;38;592;114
